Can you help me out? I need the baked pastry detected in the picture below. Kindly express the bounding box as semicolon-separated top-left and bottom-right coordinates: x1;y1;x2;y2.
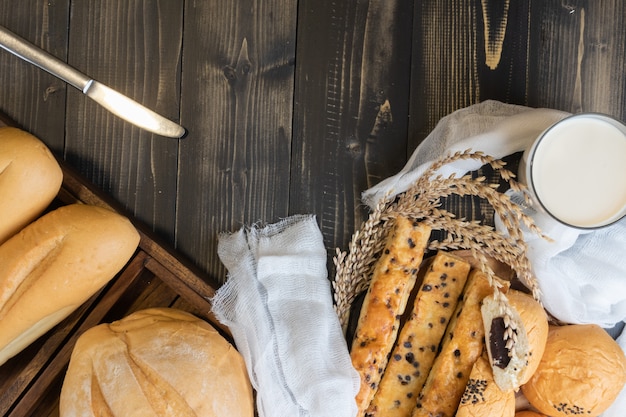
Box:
367;251;471;417
456;354;515;417
351;216;432;415
412;270;508;417
522;324;626;417
0;126;62;244
0;204;140;365
60;308;254;417
481;289;548;391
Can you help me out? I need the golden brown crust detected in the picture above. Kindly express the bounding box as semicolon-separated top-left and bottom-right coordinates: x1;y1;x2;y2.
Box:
456;354;515;417
367;251;471;417
351;216;432;415
0;127;63;245
521;324;626;417
60;308;254;417
412;270;508;417
0;204;140;365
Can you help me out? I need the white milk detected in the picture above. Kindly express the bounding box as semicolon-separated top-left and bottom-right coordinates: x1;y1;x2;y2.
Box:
526;114;626;228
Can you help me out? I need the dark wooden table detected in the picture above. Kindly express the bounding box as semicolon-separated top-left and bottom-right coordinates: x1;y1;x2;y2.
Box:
0;0;624;286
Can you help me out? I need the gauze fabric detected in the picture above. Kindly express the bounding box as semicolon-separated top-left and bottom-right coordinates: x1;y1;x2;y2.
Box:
212;215;360;417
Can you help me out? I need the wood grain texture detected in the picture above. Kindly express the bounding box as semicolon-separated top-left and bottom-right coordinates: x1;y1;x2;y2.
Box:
64;1;183;242
0;0;623;291
0;0;69;152
527;0;626;119
292;0;413;257
177;0;297;280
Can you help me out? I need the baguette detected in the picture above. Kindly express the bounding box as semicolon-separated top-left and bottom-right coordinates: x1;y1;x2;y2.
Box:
351;216;432;415
0;203;140;365
367;251;471;417
413;270;509;417
60;308;254;417
0;126;63;245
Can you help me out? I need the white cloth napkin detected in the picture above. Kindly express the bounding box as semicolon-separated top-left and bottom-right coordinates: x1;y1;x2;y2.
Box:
212;215;360;417
363;99;626;328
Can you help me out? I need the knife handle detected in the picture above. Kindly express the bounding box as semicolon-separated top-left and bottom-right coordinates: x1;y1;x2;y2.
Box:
0;25;91;91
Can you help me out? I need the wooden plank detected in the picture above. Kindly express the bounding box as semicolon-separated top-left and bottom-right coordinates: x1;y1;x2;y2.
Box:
0;0;70;152
63;1;184;244
177;0;297;281
409;0;531;150
527;0;626;119
291;0;414;256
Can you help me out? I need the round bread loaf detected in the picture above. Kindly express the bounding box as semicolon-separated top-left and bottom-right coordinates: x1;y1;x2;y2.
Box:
60;307;254;417
0;203;140;365
0;126;63;244
481;290;548;391
456;354;515;417
521;324;626;417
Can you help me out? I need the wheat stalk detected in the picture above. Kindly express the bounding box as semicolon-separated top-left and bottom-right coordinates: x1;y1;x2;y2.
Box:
332;149;548;341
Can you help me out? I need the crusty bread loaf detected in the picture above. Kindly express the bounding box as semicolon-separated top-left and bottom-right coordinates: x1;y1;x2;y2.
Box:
456;354;515;417
367;251;471;417
60;308;254;417
521;324;626;417
351;216;432;415
0;203;140;365
0;126;63;245
481;290;548;392
412;270;509;417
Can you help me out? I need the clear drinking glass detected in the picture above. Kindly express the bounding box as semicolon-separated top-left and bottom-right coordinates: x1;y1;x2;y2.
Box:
516;113;626;230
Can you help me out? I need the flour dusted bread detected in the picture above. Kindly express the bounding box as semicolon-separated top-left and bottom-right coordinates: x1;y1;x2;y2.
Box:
367;251;470;417
0;126;62;244
521;324;626;417
481;289;548;391
60;308;254;417
456;354;515;417
413;270;509;417
0;203;140;365
351;216;431;415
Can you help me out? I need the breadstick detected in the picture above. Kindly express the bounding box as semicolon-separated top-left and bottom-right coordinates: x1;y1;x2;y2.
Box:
366;251;471;417
350;216;431;415
412;270;509;417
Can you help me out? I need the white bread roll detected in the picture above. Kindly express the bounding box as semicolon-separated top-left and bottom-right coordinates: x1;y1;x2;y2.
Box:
481;290;549;392
0;203;140;365
522;324;626;417
0;126;63;245
60;307;254;417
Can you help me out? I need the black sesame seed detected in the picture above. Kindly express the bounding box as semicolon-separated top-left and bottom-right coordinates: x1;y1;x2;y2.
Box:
407;238;416;248
422;284;432;292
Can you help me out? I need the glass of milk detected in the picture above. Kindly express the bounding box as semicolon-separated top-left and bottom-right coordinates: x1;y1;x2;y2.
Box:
518;113;626;229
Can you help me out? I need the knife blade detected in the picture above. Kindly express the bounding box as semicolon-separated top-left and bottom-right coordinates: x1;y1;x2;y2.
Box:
0;25;185;138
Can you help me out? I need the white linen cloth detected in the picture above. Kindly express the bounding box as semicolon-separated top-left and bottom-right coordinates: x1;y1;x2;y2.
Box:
212;215;360;417
363;100;626;328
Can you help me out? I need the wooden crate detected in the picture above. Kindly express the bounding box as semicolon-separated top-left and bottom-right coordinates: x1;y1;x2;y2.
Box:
0;131;226;416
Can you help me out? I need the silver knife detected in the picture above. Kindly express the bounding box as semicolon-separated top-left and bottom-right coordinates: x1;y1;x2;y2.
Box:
0;25;185;138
